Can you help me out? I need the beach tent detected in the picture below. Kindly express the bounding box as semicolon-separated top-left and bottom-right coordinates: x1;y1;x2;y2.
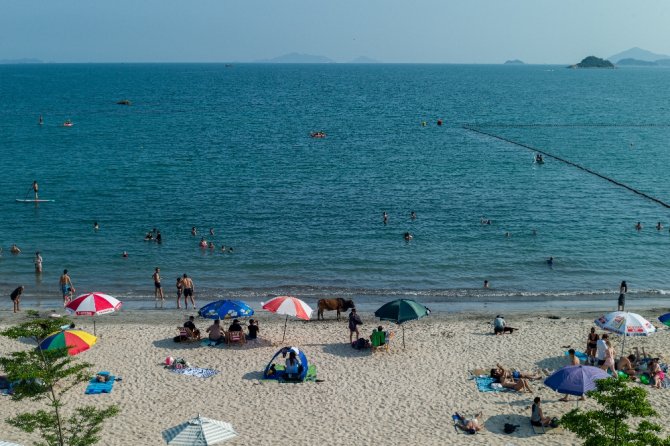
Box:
263;346;309;381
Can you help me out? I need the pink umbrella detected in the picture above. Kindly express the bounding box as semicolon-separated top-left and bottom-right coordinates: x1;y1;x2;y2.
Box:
262;296;313;342
66;292;122;335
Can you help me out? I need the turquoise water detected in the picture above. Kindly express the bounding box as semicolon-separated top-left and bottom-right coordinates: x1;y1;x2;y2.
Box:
2;63;670;304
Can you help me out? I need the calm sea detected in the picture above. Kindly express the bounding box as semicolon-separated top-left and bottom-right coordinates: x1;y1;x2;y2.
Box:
2;63;670;307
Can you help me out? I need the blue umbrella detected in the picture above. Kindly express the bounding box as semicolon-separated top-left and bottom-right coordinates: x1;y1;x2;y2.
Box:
544;365;609;397
198;300;254;320
658;313;670;327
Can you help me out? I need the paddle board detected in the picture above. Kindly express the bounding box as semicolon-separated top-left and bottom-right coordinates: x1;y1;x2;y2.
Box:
15;199;55;203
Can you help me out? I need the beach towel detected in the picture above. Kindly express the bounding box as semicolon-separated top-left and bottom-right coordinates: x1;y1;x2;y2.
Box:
564;350;588;362
475;376;511;392
169;367;219;379
85;371;116;394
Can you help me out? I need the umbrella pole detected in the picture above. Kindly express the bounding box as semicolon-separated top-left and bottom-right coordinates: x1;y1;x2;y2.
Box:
282;315;288;344
402;325;405;348
93;319;96;336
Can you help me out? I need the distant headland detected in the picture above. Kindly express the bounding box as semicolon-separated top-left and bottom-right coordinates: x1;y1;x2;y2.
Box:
568;56;614;69
503;59;524;65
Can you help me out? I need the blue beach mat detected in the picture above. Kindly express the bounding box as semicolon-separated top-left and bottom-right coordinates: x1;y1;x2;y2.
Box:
475;376;511;392
564;350;588;362
169;367;219;379
85;371;117;394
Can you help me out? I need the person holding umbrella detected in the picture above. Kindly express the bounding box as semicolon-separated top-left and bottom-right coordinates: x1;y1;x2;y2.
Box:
348;308;362;343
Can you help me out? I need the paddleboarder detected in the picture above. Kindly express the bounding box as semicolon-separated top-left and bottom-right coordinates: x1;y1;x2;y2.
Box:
32;181;38;200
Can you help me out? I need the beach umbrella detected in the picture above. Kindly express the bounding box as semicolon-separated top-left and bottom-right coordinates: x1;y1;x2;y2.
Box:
66;292;123;335
658;313;670;327
0;441;24;446
38;329;97;356
594;311;656;357
262;296;313;343
162;414;237;445
198;300;254;320
544;365;609;399
374;299;431;348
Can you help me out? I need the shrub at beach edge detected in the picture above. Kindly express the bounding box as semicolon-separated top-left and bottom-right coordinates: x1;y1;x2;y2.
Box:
560;376;670;446
0;318;119;446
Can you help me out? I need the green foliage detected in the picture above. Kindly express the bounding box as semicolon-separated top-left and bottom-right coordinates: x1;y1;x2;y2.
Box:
560;376;670;446
0;319;119;446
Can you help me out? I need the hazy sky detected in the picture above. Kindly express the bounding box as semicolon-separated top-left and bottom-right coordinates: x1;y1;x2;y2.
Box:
1;0;669;63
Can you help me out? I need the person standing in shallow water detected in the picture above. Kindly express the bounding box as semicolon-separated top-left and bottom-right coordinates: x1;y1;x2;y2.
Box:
182;274;195;309
618;281;627;311
153;267;164;308
32;181;38;200
382;212;388;225
34;251;42;273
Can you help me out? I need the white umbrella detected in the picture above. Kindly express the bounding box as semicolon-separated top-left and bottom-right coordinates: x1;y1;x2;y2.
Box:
594;311;656;357
162;414;237;445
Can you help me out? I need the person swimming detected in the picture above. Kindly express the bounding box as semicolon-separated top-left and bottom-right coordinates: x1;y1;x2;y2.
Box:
404;232;413;241
547;256;554;266
535;154;544;163
122;251;128;258
410;211;416;220
191;227;197;236
656;222;663;231
635;222;643;231
199;238;207;248
94;221;99;231
144;232;153;241
480;217;491;225
383;211;388;224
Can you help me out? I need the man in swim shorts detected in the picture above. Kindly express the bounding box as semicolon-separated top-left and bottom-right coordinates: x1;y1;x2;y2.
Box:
153;267;164;307
59;269;74;305
182;274;195;309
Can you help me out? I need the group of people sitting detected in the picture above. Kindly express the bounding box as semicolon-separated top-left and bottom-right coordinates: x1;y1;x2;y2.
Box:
179;316;260;344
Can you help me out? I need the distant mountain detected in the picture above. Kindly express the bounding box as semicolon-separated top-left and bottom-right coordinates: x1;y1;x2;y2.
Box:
609;47;670;63
504;59;524;65
255;53;335;64
0;58;42;64
350;56;379;64
617;58;658;66
568;56;614;69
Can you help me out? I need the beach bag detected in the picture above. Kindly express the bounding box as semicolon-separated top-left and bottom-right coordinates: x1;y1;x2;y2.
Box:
550;417;560;428
504;423;519;434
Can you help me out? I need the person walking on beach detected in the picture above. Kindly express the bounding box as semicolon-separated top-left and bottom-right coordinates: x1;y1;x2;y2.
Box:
34;251;42;273
176;276;183;309
59;269;74;306
618;280;627;311
586;327;599;365
348;308;362;343
182;274;195;309
10;286;24;313
153;267;164;308
32;181;38;200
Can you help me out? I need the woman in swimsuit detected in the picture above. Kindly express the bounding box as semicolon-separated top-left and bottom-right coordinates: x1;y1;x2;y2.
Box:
176;277;183;309
602;340;617;375
586;327;599;365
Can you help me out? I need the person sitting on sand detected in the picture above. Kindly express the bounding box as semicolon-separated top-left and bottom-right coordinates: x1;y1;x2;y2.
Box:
617;354;638;379
454;412;484;434
183;316;201;339
285;351;300;378
531;397;551;427
492;363;542;381
247;319;259;340
649;359;664;389
206;319;224;342
493;315;515;335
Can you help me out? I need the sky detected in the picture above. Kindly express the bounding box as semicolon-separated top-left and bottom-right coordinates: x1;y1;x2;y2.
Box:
1;0;669;64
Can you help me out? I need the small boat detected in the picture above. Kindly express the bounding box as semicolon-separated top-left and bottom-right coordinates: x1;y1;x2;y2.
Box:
116;99;132;106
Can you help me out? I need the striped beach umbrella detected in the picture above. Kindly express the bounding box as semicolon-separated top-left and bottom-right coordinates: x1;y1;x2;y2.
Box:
162;414;237;445
38;329;97;356
66;292;122;335
262;296;313;342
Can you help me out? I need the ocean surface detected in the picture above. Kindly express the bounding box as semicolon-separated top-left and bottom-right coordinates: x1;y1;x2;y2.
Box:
2;63;670;307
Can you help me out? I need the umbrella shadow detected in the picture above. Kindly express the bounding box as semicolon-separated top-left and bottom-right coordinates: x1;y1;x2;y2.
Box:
241;370;265;381
321;342;369;358
483;413;535;438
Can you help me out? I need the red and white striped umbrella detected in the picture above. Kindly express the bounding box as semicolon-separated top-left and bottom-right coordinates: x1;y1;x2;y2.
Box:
262;296;313;342
66;292;122;316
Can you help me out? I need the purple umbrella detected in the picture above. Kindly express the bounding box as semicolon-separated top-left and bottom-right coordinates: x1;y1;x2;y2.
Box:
544;365;610;396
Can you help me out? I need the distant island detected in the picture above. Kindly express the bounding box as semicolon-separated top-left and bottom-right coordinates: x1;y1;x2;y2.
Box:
609;47;670;64
504;59;524;65
568;56;614;69
255;52;335;64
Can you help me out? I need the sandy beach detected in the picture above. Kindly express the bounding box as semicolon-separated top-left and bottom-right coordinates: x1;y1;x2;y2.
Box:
0;307;668;446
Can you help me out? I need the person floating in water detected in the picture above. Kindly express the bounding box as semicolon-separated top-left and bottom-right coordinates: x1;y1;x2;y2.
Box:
480;217;491;225
635;222;642;231
383;211;388;225
144;232;153;241
404;232;413;241
410;211;416;220
32;181;39;200
656;222;663;231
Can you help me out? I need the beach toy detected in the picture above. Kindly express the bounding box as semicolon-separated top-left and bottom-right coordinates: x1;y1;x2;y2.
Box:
165;356;174;366
640;374;650;385
618;371;628;379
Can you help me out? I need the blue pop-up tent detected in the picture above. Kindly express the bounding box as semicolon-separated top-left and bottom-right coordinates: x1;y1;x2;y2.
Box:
263;347;309;381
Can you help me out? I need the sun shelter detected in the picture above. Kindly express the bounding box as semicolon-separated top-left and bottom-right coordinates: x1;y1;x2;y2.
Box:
263;347;309;381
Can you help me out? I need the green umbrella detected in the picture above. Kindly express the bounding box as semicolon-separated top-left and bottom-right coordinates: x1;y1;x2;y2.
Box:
374;299;431;347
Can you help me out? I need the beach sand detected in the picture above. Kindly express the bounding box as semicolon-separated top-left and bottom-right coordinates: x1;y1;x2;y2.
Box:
0;308;668;446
